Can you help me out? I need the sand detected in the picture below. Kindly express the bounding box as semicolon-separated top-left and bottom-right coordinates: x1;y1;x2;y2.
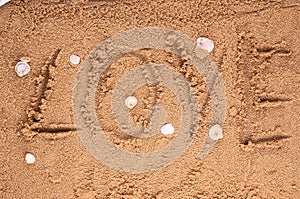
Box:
0;0;299;198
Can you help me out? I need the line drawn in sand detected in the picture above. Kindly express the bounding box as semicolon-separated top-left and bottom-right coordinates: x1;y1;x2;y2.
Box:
21;49;77;139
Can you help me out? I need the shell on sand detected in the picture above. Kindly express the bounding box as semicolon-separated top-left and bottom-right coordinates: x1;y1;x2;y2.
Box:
125;96;138;109
70;54;81;65
208;124;223;141
25;153;35;164
160;123;174;135
15;62;30;77
196;37;214;53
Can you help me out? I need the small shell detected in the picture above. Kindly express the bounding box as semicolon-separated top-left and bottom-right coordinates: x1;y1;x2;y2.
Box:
20;56;31;63
196;37;214;53
125;96;137;109
15;62;30;77
70;54;81;65
160;123;174;135
208;124;223;141
0;0;11;7
25;153;35;164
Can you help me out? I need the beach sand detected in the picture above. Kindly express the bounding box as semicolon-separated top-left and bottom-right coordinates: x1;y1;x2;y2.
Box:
0;0;299;198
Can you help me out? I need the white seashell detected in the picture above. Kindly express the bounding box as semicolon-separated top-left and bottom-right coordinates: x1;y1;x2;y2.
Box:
196;37;214;53
15;62;30;77
125;96;137;109
160;123;174;135
25;153;35;164
70;54;81;65
0;0;11;7
208;124;223;141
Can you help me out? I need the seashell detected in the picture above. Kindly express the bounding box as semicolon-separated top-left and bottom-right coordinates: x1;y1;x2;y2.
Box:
160;123;174;135
0;0;11;7
125;96;137;109
196;37;214;53
20;56;31;63
25;153;35;164
15;61;30;77
208;124;223;141
70;54;81;65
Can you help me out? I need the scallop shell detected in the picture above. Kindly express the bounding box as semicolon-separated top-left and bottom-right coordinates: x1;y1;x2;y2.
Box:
25;153;35;164
160;123;174;135
208;124;223;140
70;54;81;65
196;37;214;53
15;62;30;77
125;96;137;109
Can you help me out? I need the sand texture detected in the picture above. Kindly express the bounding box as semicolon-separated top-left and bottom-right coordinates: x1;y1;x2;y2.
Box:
0;0;299;198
